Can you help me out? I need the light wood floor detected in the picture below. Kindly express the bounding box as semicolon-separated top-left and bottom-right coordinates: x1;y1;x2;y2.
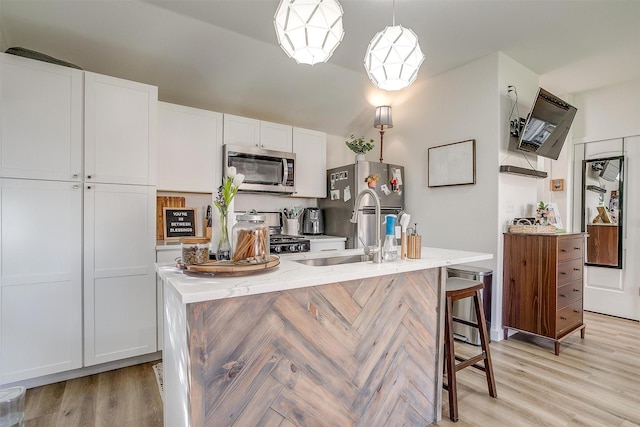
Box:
24;312;639;426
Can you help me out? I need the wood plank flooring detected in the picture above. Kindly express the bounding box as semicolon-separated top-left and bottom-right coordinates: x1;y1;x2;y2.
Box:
24;311;640;426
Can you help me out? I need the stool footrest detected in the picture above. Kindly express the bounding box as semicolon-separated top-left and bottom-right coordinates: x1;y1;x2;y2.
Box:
454;353;486;372
455;354;488;372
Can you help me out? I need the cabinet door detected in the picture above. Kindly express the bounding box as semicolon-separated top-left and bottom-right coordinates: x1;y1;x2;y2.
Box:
84;183;156;365
292;127;326;198
84;72;157;185
260;121;292;151
0;53;83;181
0;179;82;383
223;114;260;148
157;102;223;192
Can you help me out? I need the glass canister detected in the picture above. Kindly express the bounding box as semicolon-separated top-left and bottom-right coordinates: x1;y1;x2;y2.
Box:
232;210;270;263
180;237;211;265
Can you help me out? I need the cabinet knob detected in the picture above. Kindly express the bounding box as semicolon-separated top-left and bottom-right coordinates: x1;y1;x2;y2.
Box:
73;184;80;189
87;175;92;179
73;173;79;179
86;185;92;189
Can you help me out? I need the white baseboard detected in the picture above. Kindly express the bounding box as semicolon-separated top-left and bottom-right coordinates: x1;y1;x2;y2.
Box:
2;351;162;390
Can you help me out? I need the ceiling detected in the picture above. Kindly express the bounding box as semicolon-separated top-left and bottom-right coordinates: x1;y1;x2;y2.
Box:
1;0;639;136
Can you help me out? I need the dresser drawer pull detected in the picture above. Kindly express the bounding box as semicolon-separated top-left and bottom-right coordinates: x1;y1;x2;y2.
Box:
561;249;568;253
560;272;567;275
560;316;567;320
573;288;581;292
573;268;580;271
573;310;580;314
560;294;567;298
574;247;581;250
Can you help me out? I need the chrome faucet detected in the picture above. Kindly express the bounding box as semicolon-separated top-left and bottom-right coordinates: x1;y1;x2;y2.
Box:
350;188;382;263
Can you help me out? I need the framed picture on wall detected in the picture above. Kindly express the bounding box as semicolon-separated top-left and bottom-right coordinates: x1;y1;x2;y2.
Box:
428;139;476;187
551;178;565;191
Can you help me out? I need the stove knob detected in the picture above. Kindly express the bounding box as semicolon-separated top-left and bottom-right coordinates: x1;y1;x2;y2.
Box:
289;245;297;252
297;244;306;252
273;246;281;253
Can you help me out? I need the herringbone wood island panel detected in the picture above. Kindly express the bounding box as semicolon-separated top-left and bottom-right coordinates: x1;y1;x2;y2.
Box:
185;268;444;426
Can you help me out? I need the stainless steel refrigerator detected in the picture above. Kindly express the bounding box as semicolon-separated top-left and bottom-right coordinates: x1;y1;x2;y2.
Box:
319;162;405;249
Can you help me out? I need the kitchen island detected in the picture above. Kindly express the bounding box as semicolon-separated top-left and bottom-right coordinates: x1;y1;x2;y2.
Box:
157;247;492;427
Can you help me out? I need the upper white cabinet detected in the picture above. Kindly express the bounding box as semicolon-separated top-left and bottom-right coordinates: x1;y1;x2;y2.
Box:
1;178;83;384
0;53;83;181
223;114;292;152
292;127;327;198
260;121;293;152
84;72;157;186
157;102;223;193
83;183;157;366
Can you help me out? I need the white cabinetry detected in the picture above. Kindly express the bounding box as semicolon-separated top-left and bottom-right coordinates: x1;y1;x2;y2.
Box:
0;54;158;382
157;102;223;192
155;246;182;351
0;179;83;384
223;114;292;151
84;184;157;365
0;53;83;181
292;127;327;198
84;72;157;185
260;121;293;152
308;237;346;253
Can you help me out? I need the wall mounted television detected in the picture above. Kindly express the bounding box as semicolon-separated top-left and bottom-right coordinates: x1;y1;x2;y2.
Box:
509;87;577;161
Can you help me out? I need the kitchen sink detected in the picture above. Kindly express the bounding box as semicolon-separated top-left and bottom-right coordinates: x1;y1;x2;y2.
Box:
294;254;372;267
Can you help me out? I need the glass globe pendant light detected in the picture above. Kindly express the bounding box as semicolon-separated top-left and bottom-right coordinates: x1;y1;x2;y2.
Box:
364;0;425;91
274;0;345;65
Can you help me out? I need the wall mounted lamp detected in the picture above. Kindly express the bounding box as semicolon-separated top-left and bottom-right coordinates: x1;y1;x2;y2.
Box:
374;106;393;163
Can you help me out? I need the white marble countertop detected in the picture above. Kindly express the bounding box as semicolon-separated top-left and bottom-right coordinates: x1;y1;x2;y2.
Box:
156;247;492;304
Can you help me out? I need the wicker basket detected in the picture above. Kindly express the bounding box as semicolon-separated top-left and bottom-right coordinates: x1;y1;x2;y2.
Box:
507;218;556;234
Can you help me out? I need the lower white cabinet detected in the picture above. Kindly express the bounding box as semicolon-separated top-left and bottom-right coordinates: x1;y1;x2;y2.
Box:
83;183;157;366
0;179;83;384
155;246;181;351
309;238;346;253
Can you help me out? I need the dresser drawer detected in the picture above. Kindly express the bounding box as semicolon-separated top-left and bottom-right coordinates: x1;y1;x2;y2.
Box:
558;258;583;286
557;280;583;309
556;299;582;336
558;237;584;262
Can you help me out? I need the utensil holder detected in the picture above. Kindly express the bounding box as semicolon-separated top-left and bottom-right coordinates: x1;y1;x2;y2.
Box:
285;218;299;236
407;235;422;259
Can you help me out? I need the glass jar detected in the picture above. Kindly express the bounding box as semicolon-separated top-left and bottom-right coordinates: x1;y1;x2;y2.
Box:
232;210;270;263
180;237;211;265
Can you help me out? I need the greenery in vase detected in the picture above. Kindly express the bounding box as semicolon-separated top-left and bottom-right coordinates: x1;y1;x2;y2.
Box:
345;134;375;154
214;166;244;215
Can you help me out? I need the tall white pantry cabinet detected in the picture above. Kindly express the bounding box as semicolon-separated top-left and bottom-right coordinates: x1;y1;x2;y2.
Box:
0;53;158;384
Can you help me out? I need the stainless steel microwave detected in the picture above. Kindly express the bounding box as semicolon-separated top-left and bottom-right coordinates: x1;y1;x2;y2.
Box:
223;144;295;194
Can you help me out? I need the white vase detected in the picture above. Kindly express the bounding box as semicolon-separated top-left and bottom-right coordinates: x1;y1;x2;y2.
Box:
355;153;366;162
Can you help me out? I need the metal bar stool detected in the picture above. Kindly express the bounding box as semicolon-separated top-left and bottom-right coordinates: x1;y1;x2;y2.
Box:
443;277;497;422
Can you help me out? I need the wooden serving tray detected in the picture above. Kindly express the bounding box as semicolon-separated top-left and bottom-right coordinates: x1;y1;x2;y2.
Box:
185;255;280;274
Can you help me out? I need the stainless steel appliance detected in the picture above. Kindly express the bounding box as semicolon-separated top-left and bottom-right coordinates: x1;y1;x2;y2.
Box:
301;207;324;235
269;234;310;254
447;265;493;346
259;211;311;254
223;144;295;194
318;162;404;249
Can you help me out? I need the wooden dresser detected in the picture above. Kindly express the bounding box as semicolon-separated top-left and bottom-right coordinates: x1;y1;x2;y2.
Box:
502;232;587;355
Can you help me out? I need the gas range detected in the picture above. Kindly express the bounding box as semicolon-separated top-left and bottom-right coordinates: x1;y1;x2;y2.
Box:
269;234;311;254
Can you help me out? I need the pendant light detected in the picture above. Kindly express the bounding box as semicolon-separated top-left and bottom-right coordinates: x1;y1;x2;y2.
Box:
364;0;425;91
274;0;345;65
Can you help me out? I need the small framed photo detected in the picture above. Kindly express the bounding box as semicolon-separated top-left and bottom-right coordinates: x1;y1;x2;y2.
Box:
551;178;564;192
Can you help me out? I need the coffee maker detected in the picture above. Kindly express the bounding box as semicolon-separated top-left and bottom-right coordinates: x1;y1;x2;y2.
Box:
301;207;324;235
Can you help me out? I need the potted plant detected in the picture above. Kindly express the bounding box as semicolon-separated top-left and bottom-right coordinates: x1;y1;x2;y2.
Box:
345;134;374;162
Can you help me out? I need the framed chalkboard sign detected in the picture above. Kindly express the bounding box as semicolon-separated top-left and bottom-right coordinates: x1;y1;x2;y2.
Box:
428;139;476;188
163;207;197;240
